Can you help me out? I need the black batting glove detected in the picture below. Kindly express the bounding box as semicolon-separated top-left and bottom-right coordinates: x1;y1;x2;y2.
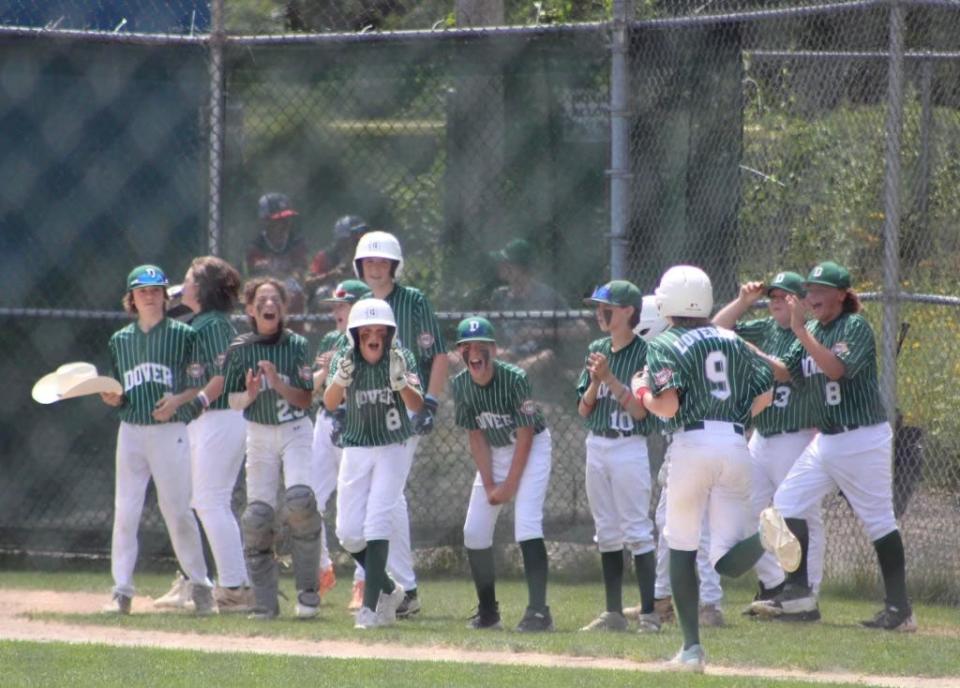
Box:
414;394;439;435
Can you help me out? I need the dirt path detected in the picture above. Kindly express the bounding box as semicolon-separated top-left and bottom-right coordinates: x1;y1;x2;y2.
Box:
0;589;955;688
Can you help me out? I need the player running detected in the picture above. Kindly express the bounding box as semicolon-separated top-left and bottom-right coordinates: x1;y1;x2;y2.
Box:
752;262;915;631
353;231;447;617
324;298;424;629
634;265;800;672
713;271;825;614
224;277;318;620
453;317;554;632
576;281;658;633
100;265;213;615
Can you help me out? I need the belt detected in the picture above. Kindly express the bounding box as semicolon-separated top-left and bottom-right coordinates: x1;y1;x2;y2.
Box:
821;424;860;435
592;429;633;439
760;428;801;438
681;421;744;436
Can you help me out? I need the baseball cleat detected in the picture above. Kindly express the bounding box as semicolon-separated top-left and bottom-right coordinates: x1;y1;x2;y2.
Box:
636;612;662;634
759;507;801;573
467;604;503;630
654;596;675;623
191;584;218;617
375;584;405;626
580;610;629;632
354;606;382;630
666;644;706;673
699;604;725;628
622;604;642;622
348;580;365;612
214;586;255;613
318;566;337;601
750;583;820;621
516;606;554;632
295;590;321;619
154;571;193;610
742;581;785;616
861;604;917;632
101;593;132;615
396;590;421;619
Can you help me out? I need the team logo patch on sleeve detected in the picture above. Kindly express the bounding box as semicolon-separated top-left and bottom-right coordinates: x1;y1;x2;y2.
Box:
832;341;849;356
299;365;313;381
654;368;674;386
187;363;205;379
520;399;537;416
417;332;435;350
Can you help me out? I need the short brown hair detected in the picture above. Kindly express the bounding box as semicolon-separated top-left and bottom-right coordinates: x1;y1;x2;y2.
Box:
122;288;168;315
190;256;241;313
243;277;288;306
842;290;863;314
670;316;711;328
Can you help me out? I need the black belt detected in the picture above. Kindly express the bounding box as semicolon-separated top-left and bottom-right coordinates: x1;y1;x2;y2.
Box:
681;421;744;436
592;429;633;439
821;424;860;435
761;428;802;438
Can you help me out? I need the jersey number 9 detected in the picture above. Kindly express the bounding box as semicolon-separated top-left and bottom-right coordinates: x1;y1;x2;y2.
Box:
705;351;731;401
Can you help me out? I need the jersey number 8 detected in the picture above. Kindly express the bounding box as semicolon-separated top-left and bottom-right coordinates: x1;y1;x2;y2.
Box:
385;407;402;431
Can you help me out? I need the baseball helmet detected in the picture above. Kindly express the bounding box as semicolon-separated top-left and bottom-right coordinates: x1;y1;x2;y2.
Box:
126;265;169;292
333;215;369;241
456;316;496;345
321;279;373;304
654;265;713;318
346;297;397;351
634;295;669;341
258;192;298;221
353;230;404;279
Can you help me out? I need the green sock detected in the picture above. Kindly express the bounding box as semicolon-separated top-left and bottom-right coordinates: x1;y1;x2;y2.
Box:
601;550;624;613
362;539;391;610
634;551;657;614
874;530;909;609
714;533;764;578
519;538;549;612
669;548;700;649
467;547;497;612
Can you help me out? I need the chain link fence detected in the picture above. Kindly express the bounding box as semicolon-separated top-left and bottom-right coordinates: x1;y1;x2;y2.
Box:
1;0;959;603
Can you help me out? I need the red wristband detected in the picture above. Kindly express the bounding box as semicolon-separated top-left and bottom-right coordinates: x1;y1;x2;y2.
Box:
634;387;650;402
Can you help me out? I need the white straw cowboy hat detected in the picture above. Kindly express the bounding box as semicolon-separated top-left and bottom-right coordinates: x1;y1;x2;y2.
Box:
32;362;121;404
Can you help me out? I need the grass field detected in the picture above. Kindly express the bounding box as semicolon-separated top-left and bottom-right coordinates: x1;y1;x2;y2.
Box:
1;569;958;686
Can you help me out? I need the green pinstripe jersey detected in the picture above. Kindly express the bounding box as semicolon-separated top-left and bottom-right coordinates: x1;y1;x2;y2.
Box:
736;318;817;435
453;361;546;448
782;312;886;428
222;330;313;425
646;325;773;432
108;317;203;425
327;346;421;447
384;285;446;392
576;335;656;436
315;330;346;358
188;311;237;412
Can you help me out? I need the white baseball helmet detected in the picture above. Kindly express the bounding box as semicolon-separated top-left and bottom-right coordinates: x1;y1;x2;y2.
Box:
654;265;713;318
634;295;669;341
353;230;404;278
346;297;397;350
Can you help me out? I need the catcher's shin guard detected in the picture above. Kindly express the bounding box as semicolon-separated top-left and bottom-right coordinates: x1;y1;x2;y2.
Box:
284;485;324;594
242;501;280;616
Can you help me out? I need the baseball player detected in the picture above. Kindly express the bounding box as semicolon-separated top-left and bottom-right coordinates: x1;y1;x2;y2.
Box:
100;265;213;615
752;262;915;631
353;230;448;617
453;317;553;632
323;298;424;629
223;277;319;620
575;281;658;633
634;265;800;672
310;279;373;606
713;271;825;614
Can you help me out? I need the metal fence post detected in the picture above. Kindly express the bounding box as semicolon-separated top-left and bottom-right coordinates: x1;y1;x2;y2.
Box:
609;0;632;280
207;0;225;256
881;0;905;422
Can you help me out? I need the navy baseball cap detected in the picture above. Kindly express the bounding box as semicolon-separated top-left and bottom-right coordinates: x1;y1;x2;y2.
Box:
456;316;496;344
258;192;298;221
333;215;369;241
583;280;642;309
126;265;168;291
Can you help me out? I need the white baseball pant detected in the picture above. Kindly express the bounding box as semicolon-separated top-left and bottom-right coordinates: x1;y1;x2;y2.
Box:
245;419;315;507
336;439;416;554
748;429;824;593
111;422;209;597
775;423;895;542
585;434;655;555
654;453;722;605
188;409;248;587
463;430;552;549
663;422;753;567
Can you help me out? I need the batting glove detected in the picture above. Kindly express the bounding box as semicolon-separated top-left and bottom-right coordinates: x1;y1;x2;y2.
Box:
388;347;409;392
414;394;439;435
333;352;355;388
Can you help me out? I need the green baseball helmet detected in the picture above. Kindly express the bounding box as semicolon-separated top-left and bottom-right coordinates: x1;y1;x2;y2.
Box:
456;316;496;344
767;271;806;297
806;261;851;289
321;279;372;304
583;280;642;309
126;265;168;292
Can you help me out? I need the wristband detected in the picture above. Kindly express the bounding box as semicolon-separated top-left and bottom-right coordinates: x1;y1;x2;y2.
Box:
189;397;205;414
197;391;210;409
634;386;650;403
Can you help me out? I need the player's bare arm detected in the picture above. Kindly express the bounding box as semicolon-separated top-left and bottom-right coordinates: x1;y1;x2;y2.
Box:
633;368;680;418
229;368;260;411
398;384;424;413
712;280;765;329
427;352;448;400
743;339;793;383
489;425;534;506
152;388;199;422
258;359;311;409
590;352;646;420
467;429;496;497
100;391;123;407
750;388;775;416
786;294;845;380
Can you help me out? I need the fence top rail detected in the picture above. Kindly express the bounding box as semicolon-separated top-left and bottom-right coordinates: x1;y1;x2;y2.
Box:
748;49;960;60
0;24;208;46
